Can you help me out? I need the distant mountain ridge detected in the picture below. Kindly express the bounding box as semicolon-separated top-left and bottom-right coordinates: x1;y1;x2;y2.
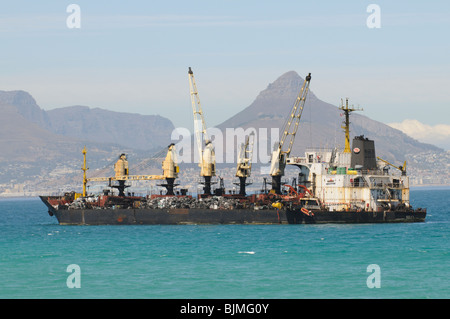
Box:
0;90;175;188
46;105;173;151
0;90;51;129
0;90;174;151
0;71;446;193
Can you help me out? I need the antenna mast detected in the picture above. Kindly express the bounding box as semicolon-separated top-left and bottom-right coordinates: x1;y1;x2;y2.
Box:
339;98;363;153
81;146;88;197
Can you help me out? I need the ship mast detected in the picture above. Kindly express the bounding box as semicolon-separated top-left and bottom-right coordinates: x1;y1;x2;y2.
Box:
82;146;88;197
339;98;363;153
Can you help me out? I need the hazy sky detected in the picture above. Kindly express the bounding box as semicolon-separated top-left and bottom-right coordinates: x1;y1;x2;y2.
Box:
1;0;449;145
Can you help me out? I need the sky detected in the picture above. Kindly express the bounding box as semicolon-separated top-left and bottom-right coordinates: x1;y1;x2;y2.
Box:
1;1;449;148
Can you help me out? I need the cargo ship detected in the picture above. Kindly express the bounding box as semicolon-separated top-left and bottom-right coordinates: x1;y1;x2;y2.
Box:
40;70;426;225
39;133;426;225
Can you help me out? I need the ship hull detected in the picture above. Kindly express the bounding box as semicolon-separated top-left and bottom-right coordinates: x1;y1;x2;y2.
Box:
285;209;426;224
46;207;426;226
40;196;426;225
52;208;287;225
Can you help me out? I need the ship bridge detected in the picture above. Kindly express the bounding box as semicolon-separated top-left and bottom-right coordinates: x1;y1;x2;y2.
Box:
285;148;334;189
284;140;411;212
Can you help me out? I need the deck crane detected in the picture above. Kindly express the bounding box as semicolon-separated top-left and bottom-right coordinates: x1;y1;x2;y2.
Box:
269;73;311;194
84;143;179;196
234;132;255;196
158;143;180;195
188;67;216;195
377;157;407;176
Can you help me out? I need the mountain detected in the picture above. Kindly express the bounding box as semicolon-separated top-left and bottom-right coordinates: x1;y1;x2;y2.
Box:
0;72;446;195
0;90;175;191
46;105;174;151
0;100;72;162
216;71;442;164
0;90;51;129
0;90;174;151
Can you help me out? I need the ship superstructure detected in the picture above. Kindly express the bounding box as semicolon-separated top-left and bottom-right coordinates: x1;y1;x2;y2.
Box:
287;135;411;213
285;98;411;214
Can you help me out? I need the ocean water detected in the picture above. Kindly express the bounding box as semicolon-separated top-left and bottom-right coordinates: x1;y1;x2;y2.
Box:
0;189;448;299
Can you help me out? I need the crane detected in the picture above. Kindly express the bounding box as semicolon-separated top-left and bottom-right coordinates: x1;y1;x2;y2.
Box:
377;157;407;176
234;131;255;195
159;143;180;195
269;73;311;194
84;143;179;196
188;67;216;195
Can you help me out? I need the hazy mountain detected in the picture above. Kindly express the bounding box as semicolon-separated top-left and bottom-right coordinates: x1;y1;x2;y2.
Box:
0;90;51;129
46;105;174;151
0;90;174;151
216;71;442;164
0;72;446;193
0;90;174;187
0;99;70;162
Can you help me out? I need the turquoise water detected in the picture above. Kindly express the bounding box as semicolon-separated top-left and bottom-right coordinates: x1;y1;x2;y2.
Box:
0;189;448;299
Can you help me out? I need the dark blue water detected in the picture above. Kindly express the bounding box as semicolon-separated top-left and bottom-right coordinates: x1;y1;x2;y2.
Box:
0;189;448;299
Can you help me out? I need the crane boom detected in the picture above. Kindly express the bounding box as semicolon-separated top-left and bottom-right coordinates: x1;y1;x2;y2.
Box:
188;67;216;195
83;143;179;196
270;73;311;194
377;156;407;175
87;175;165;182
279;72;312;156
188;67;209;170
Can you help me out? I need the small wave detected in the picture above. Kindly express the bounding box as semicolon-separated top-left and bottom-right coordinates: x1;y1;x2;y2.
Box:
238;251;255;255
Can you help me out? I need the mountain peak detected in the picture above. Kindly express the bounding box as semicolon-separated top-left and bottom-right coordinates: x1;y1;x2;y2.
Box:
255;71;315;102
0;90;50;128
275;70;302;81
0;90;37;107
217;69;441;164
